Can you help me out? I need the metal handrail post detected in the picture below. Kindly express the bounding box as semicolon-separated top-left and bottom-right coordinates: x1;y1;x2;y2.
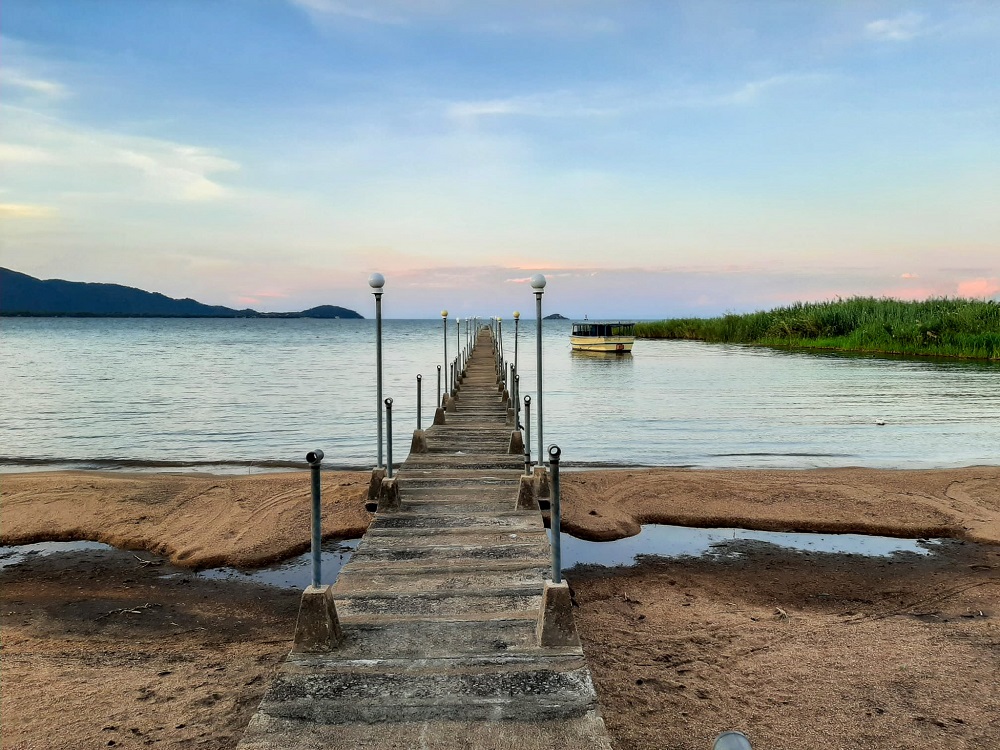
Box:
523;395;532;474
416;374;422;430
497;317;503;379
514;373;520;427
385;398;394;479
437;365;442;407
306;448;325;588
549;444;562;584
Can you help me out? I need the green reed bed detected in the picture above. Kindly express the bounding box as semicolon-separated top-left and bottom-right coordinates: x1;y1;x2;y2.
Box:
635;297;1000;360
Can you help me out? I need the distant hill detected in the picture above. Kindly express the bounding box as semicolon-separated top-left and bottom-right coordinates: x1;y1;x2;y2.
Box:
544;313;569;320
0;268;363;319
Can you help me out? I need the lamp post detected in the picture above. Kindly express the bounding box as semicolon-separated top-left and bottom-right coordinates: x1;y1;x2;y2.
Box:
497;317;503;384
441;310;449;400
530;273;546;465
456;317;461;379
713;732;752;750
369;272;385;468
513;311;520;374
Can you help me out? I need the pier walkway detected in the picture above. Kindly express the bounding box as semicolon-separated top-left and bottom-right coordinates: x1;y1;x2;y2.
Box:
238;329;611;749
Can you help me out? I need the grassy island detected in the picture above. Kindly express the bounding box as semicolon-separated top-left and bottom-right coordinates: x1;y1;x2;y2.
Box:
635;297;1000;360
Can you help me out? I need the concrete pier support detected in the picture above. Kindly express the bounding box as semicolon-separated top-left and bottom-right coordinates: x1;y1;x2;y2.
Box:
533;466;550;498
378;477;401;512
291;585;344;653
536;579;580;647
410;429;429;454
433;406;446;425
365;467;387;512
444;394;457;413
508;429;524;455
515;474;537;511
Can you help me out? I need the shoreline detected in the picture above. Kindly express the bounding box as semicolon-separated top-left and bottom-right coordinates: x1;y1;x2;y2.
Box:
4;466;999;748
2;466;998;571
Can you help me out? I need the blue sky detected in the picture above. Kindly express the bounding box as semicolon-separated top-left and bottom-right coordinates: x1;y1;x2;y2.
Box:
2;1;998;317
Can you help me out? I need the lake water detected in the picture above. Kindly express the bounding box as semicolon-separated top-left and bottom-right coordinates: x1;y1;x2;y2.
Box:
2;317;998;472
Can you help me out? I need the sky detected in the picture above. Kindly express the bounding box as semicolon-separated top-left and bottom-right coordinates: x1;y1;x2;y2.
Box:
1;1;998;318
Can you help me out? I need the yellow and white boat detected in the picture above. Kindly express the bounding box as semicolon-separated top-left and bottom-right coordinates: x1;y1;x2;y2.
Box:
570;321;636;353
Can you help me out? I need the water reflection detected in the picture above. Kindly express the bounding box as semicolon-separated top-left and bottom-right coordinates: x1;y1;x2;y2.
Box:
559;525;940;570
570;350;634;364
0;540;112;569
0;539;360;590
0;530;945;586
194;539;359;588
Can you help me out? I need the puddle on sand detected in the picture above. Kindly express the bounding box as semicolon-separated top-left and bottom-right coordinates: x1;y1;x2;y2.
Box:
559;524;941;570
191;539;360;589
0;539;360;590
2;527;941;583
0;540;113;569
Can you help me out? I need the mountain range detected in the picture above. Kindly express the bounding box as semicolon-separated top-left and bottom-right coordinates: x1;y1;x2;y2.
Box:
0;268;363;319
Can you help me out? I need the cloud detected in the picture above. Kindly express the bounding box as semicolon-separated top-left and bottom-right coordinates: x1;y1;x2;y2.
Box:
288;0;619;36
0;69;68;98
446;91;617;122
0;203;57;219
480;14;619;37
236;291;290;306
957;277;1000;299
865;12;925;42
713;73;833;106
446;73;833;123
900;272;919;279
2;105;240;203
0;143;56;163
112;143;239;201
287;0;407;25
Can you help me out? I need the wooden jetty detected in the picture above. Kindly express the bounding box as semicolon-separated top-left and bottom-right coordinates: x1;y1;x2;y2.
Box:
238;328;611;750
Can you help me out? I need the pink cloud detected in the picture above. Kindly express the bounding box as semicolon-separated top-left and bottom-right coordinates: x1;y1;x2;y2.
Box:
900;272;919;280
249;291;290;299
878;285;947;301
956;277;1000;299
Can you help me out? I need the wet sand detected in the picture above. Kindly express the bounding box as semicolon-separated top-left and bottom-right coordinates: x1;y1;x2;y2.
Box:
573;541;1000;749
2;466;999;749
3;466;999;568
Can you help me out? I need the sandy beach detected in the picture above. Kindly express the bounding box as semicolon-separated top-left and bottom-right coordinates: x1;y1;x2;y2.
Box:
2;466;999;749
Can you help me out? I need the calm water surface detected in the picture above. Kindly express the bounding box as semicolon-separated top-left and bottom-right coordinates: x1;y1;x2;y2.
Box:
2;317;997;471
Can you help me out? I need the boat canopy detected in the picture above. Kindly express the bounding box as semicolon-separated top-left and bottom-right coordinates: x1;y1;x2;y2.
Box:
571;321;635;337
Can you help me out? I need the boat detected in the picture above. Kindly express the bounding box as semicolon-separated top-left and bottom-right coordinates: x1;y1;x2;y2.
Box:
570;320;636;353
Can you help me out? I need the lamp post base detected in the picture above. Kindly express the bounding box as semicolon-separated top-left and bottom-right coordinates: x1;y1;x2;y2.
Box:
536;579;580;647
292;585;343;653
365;467;386;512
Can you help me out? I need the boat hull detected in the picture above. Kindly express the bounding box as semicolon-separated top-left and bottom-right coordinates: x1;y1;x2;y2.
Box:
570;336;635;353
